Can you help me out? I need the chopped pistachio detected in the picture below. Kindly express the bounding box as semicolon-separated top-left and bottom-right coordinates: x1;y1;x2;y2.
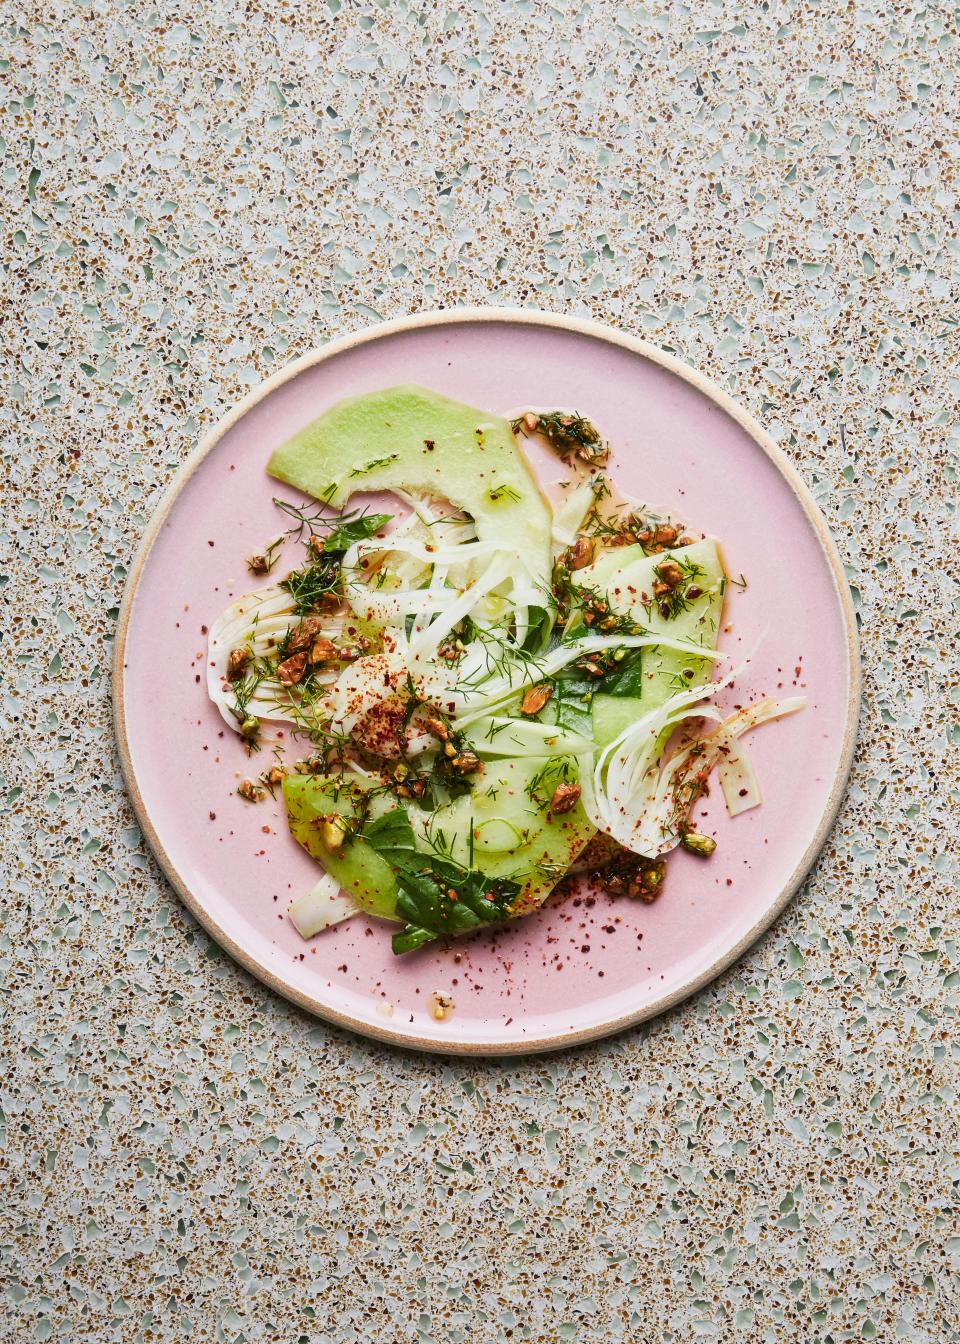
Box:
680;830;717;858
520;682;553;716
321;814;348;852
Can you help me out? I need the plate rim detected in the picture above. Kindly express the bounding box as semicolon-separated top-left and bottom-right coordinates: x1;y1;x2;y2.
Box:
112;307;861;1055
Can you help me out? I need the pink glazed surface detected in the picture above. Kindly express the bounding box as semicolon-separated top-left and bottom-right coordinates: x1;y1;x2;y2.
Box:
117;314;857;1053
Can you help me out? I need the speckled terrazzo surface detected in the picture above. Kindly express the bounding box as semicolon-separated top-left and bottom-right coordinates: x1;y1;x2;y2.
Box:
2;2;959;1340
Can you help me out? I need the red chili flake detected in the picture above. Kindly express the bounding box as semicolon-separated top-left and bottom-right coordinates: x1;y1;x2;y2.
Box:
209;812;216;821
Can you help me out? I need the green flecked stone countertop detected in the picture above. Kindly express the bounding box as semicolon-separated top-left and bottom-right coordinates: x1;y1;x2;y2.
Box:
2;3;958;1340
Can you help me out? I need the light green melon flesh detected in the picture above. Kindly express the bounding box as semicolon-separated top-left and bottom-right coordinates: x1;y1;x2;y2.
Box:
407;757;595;918
267;384;552;584
283;775;399;920
580;537;726;747
282;756;594;927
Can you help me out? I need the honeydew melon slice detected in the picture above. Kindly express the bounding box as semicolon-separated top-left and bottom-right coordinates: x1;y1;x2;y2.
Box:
267;384;553;596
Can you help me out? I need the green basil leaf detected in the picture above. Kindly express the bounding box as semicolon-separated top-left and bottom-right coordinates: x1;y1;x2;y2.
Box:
552;676;594;734
363;809;519;954
599;648;645;697
520;605;553;653
321;511;392;553
391;925;438;955
359;809;422;873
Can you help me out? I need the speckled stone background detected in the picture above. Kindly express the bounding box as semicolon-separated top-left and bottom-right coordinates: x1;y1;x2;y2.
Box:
3;2;959;1340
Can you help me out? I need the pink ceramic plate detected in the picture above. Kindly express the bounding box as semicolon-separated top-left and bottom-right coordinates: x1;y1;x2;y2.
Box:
114;310;859;1054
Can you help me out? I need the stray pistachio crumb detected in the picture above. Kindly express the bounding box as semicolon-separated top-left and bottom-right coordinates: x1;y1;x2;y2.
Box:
429;990;455;1022
680;830;718;857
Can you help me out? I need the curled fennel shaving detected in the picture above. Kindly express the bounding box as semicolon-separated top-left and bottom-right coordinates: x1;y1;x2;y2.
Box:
578;683;807;859
288;873;359;936
206;583;343;734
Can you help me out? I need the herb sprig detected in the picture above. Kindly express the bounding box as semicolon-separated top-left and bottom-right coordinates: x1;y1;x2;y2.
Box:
511;410;609;467
248;497;392;578
278;507;393;615
360;809;519;954
526;757;577;809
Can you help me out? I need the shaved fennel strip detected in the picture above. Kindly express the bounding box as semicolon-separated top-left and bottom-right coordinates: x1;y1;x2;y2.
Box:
412;561;451;640
350;536;499;566
346;586;465;621
209;590;298;647
551;479;598;550
407;557;511;657
714;696;806;816
631;697;806;849
207;581;346;732
578;655;749;850
206;584;296;730
288;873;359;938
394;489;478;541
472;714;593;758
580;688;807;858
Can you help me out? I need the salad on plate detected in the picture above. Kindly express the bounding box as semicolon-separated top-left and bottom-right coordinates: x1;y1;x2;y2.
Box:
206;386;803;956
